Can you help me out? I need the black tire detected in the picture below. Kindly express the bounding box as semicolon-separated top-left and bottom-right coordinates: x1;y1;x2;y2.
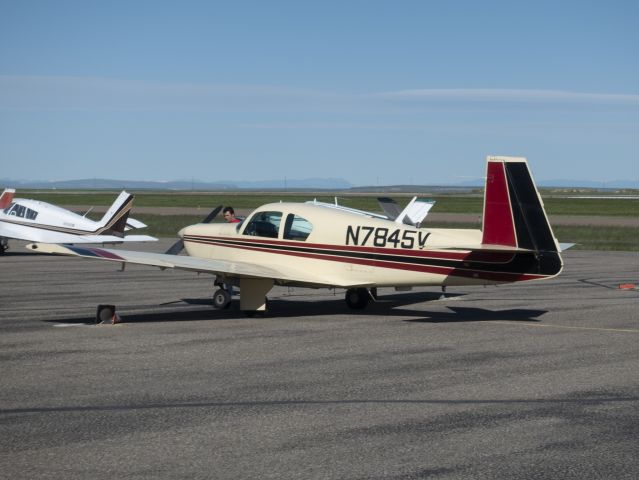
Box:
345;288;369;309
212;288;232;309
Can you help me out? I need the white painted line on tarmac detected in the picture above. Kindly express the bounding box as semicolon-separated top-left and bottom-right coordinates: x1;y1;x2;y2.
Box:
52;323;94;327
488;320;639;333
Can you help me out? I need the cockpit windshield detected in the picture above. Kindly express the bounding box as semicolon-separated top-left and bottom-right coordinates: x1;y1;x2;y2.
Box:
242;211;282;238
3;203;38;220
241;211;313;241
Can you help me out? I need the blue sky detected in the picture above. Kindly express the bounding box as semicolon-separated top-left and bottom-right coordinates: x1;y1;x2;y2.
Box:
1;0;638;185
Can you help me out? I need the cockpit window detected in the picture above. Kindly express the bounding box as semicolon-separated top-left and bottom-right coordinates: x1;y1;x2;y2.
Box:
283;214;312;241
242;211;282;238
4;203;38;220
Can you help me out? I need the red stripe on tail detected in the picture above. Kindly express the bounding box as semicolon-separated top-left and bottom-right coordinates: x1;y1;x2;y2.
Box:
482;161;516;247
0;189;15;209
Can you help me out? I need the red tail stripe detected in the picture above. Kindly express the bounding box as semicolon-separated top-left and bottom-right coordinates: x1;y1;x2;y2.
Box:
482;161;516;247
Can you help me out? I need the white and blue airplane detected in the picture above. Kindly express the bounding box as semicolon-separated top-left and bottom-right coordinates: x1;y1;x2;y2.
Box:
0;189;156;254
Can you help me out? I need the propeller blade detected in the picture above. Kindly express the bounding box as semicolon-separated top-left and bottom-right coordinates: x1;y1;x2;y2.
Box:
202;205;223;224
165;205;223;255
164;239;184;255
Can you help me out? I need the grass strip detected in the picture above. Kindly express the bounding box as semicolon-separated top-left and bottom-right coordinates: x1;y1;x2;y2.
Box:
19;191;639;217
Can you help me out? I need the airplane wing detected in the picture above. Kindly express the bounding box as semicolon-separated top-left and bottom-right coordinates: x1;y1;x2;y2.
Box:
305;198;435;227
305;200;388;220
397;198;435;226
26;243;372;288
377;197;435;226
0;220;157;243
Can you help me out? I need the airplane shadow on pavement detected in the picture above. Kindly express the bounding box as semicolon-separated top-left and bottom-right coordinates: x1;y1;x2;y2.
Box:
43;290;547;325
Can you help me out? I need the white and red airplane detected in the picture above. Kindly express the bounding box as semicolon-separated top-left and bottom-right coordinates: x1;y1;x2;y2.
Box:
28;156;564;314
0;189;156;253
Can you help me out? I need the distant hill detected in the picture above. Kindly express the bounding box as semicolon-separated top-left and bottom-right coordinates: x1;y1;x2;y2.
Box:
0;177;354;190
2;176;638;192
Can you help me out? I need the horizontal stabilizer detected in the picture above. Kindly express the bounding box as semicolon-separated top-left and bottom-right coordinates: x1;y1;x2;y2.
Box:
126;217;147;229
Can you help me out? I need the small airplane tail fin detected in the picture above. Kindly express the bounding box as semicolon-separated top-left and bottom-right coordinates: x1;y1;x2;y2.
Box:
0;188;16;209
377;197;403;220
97;191;135;237
482;156;559;254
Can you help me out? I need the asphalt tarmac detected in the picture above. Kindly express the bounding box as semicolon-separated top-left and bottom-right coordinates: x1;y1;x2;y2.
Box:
1;241;638;479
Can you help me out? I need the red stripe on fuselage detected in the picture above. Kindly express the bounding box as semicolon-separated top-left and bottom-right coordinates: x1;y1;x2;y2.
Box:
185;234;483;261
184;236;545;282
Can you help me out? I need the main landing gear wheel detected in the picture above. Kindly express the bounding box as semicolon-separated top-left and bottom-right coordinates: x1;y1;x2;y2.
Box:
212;288;232;309
345;288;370;310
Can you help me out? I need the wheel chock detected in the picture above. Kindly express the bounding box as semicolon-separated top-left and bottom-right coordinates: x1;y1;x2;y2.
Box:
96;304;120;324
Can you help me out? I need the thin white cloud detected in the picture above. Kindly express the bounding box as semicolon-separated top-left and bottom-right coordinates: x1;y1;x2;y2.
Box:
374;88;639;104
1;75;638;112
0;75;342;112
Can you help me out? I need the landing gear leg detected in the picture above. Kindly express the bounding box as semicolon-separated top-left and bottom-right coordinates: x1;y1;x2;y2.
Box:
440;285;447;300
0;238;8;255
240;278;273;315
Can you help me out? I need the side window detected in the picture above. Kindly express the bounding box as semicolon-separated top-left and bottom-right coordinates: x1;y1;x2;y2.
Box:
26;208;38;220
242;211;282;238
3;202;15;214
283;214;313;241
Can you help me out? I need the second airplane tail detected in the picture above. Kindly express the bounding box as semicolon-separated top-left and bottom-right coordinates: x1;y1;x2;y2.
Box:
97;191;135;237
0;188;16;209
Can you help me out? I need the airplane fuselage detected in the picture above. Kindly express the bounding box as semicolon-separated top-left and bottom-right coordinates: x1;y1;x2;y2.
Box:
0;190;155;249
181;202;561;290
0;198;113;245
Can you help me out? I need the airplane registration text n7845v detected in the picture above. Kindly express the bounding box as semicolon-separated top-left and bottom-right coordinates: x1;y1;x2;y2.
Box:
346;226;431;249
